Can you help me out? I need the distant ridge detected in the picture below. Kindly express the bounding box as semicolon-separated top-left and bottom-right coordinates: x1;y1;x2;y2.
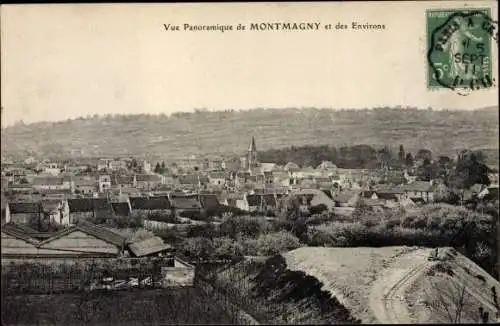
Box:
1;107;498;163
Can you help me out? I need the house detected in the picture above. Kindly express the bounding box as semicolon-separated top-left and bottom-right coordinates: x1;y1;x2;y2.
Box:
292;167;323;179
73;176;98;195
127;236;174;258
40;199;70;225
41;163;61;176
317;161;337;171
382;169;406;185
97;159;111;171
67;198;114;224
243;193;278;213
259;163;277;173
222;156;242;171
64;164;90;174
142;160;152;173
32;176;72;193
108;159;128;171
1;220;127;259
129;196;172;216
98;175;112;192
401;181;435;203
293;188;337;211
245;194;261;212
203;158;224;171
373;185;405;207
7;202;41;224
136;174;163;190
8;184;33;194
112;174;136;188
169;195;203;215
284;162;300;172
219;193;248;211
333;190;361;208
207;172;227;187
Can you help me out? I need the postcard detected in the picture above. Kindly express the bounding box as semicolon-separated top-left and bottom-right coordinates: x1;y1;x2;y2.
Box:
1;1;499;325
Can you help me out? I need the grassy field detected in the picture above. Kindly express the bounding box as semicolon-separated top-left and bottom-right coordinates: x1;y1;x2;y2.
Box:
2;107;498;162
1;288;237;325
282;246;500;324
283;246;418;322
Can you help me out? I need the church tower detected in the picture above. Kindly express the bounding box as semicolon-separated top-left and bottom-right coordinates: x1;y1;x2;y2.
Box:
247;136;258;172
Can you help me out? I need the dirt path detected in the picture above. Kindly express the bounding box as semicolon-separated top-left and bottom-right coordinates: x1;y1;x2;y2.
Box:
369;249;434;324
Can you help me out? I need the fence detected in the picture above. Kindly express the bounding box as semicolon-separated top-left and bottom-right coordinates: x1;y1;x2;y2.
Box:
1;257;194;294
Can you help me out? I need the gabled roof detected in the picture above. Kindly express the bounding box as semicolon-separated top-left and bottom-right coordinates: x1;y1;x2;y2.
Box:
67;198;112;213
128;236;173;257
284;162;300;171
111;175;135;186
208;172;227;179
129;196;171;210
199;194;220;210
73;177;96;187
32;177;64;186
129;196;148;209
374;185;405;194
178;174;201;185
136;174;162;182
322;189;334;199
1;222;40;245
8;202;40;214
317;161;337;170
37;220;126;248
402;181;433;193
170;196;202;210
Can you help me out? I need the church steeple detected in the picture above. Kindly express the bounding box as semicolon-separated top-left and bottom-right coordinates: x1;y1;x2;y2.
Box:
248;136;257;152
247;136;258;172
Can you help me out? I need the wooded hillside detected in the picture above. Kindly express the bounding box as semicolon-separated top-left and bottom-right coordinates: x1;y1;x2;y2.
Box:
2;107;498;164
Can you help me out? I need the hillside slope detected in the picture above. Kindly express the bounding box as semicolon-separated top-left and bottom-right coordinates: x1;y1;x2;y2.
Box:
283;246;500;324
2;107;498;160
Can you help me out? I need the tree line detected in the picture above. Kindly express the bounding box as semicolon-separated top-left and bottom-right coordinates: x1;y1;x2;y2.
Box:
258;144;493;188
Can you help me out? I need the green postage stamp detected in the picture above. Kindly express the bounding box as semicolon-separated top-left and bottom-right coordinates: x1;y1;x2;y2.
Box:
426;8;497;92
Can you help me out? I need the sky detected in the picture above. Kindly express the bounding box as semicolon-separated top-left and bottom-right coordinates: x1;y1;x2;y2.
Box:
1;1;498;126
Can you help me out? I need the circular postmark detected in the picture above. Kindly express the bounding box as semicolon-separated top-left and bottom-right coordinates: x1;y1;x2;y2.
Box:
427;10;498;95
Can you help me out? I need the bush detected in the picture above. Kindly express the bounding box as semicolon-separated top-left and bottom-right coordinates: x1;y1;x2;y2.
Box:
255;231;302;256
309;204;328;215
213;237;244;258
219;216;273;239
182;237;214;259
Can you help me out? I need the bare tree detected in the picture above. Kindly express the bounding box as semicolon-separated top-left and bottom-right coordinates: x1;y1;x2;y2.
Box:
425;278;470;323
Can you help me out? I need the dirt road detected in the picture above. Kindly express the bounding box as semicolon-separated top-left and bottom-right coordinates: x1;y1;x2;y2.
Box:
369;248;434;324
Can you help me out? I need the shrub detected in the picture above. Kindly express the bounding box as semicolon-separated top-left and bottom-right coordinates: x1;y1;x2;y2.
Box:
213;237;244;258
255;231;302;256
309;204;328;215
